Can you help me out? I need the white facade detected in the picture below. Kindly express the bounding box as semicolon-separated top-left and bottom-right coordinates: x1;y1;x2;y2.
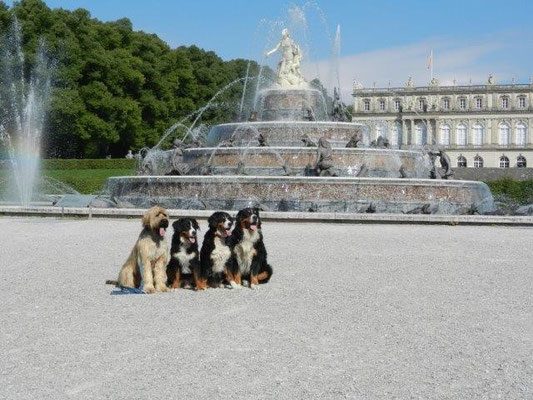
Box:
351;78;533;168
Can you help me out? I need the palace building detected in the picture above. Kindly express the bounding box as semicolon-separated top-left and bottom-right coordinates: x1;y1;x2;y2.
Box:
351;76;533;169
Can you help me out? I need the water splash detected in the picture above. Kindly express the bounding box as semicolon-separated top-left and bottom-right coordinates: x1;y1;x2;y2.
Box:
0;19;54;205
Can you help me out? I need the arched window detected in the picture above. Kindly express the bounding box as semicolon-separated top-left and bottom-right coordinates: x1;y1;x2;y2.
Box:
440;124;450;146
457;155;467;168
390;125;399;147
499;156;510;168
376;124;384;140
474;155;484;168
515;123;527;146
415;124;424;145
456;124;467;146
472;124;484;146
517;155;527;168
499;123;510;146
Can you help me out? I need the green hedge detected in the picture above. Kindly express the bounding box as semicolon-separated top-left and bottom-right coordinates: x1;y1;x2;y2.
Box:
0;158;136;170
41;159;136;170
43;169;135;194
486;178;533;205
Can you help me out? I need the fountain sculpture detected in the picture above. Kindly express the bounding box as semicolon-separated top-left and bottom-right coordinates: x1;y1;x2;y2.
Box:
105;30;493;214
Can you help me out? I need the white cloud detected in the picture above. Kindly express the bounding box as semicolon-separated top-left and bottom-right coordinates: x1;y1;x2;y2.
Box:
303;32;533;103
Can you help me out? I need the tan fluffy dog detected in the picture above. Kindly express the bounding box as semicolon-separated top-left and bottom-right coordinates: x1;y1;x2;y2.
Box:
115;206;170;293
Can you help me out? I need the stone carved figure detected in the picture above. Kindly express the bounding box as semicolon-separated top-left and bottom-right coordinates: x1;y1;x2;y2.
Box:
301;134;317;147
314;137;337;177
170;146;190;176
406;76;414;87
257;133;268;147
345;133;361;148
248;110;258;122
488;74;495;85
125;150;134;159
438;148;453;179
331;87;348;122
265;29;307;88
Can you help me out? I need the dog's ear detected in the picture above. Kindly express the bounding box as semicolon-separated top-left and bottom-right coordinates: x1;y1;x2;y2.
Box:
172;219;181;230
192;219;200;231
207;213;217;230
235;209;245;225
142;209;152;228
254;208;262;229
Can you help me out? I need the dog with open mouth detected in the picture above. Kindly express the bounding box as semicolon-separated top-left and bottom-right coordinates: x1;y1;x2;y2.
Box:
166;218;201;290
200;211;234;288
228;207;273;289
111;206;170;293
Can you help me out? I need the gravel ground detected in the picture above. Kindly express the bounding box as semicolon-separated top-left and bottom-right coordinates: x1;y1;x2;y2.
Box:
0;217;532;400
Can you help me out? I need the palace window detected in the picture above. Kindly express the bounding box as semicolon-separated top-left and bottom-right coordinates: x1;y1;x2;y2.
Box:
442;98;450;110
474;155;484;168
472;123;484;146
459;98;466;110
517;155;527;168
456;124;467;146
515;123;527;146
499;123;510;146
440;124;450;146
518;97;526;108
390;125;399;146
418;98;425;110
475;97;483;108
394;99;401;111
501;97;509;109
415;124;424;145
363;99;370;111
378;99;386;111
499;156;510;168
457;156;467;168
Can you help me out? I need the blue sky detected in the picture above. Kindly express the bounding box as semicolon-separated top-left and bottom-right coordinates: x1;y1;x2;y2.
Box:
6;0;533;99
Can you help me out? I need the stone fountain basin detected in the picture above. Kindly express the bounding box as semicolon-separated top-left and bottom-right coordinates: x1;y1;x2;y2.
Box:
105;175;494;214
184;147;427;178
206;121;366;147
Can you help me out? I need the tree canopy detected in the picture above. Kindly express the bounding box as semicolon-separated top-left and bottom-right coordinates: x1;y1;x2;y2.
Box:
0;0;271;158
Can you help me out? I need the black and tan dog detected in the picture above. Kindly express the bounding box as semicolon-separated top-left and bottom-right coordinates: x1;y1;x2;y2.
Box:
228;207;273;289
166;218;201;290
200;211;233;288
108;206;170;293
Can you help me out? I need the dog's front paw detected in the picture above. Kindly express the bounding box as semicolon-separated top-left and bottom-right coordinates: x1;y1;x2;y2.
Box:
143;284;155;294
170;287;179;292
156;285;169;293
250;283;259;290
229;281;242;289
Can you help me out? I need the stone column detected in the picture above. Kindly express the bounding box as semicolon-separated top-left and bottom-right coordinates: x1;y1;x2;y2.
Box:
427;119;433;145
401;119;408;146
410;119;414;145
529;118;533;145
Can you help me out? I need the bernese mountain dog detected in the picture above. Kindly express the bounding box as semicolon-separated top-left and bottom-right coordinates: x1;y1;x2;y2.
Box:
229;207;273;289
166;218;204;290
200;211;234;288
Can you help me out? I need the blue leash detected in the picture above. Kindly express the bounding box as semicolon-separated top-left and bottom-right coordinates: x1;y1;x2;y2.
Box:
110;257;146;295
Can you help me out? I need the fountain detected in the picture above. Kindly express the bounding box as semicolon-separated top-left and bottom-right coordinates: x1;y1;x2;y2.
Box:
104;28;493;214
0;19;53;205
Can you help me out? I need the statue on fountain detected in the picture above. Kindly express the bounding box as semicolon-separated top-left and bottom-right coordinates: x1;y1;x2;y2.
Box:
331;87;349;122
265;28;308;88
314;137;338;177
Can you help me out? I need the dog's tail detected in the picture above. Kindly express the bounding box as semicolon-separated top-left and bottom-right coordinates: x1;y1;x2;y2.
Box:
257;264;273;284
105;280;119;286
